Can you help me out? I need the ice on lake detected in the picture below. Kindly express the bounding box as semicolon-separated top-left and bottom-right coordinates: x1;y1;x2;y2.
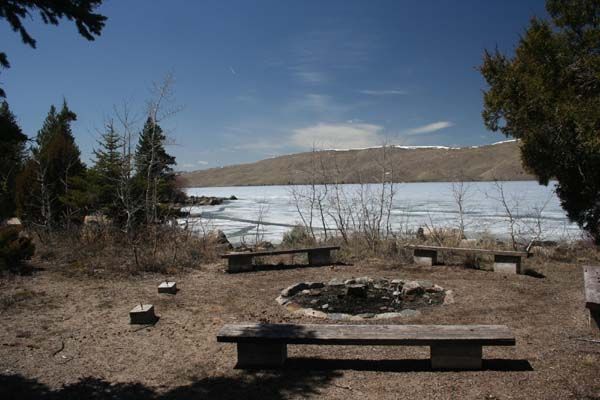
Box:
182;181;582;244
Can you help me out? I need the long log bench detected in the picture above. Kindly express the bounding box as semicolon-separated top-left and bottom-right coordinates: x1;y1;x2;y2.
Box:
583;265;600;333
217;323;516;370
407;244;530;274
221;246;340;273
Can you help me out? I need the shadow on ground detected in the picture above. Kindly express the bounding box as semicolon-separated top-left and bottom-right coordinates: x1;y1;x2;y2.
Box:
286;358;533;372
0;370;342;400
251;261;352;272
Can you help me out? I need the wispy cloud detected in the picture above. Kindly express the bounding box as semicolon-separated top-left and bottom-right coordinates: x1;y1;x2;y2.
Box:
197;160;208;165
291;68;328;84
291;122;384;149
288;29;375;85
359;89;408;96
405;121;454;135
235;94;257;104
233;140;286;151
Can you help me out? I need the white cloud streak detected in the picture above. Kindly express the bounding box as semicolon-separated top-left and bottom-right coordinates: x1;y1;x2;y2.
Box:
291;122;384;150
405;121;454;135
359;89;408;96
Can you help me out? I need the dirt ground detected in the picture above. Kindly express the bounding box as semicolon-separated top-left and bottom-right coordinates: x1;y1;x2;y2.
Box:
0;255;599;399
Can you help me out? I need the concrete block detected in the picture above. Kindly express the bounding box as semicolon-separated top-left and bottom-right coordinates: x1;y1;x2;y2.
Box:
590;309;600;334
236;343;287;368
430;344;482;370
227;255;254;273
129;304;157;325
158;281;177;294
307;249;332;266
414;249;437;266
493;255;522;274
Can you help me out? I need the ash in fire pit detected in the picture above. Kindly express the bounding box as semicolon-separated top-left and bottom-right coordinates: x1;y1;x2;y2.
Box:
277;277;453;320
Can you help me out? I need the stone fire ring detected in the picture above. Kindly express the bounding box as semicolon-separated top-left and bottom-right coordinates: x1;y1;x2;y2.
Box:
276;277;455;321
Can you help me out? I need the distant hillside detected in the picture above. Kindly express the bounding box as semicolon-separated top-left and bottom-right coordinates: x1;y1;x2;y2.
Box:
179;140;535;187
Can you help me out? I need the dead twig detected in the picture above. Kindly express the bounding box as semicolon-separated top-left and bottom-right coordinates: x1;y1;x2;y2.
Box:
570;336;600;344
51;340;65;357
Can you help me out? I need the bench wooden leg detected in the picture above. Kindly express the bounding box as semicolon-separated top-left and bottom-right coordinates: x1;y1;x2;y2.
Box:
430;344;482;370
236;343;287;368
227;255;254;273
414;249;437;266
308;249;332;266
493;255;522;274
590;308;600;333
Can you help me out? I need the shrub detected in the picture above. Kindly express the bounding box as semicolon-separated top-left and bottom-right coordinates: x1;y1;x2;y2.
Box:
281;225;315;248
0;226;35;272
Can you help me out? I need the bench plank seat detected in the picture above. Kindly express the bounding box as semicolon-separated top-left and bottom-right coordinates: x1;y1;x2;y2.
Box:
221;246;340;259
583;265;600;332
407;244;528;257
221;246;340;273
217;323;516;370
407;244;529;274
218;323;515;346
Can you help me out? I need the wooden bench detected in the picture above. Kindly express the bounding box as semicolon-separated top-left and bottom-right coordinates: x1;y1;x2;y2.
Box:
407;244;530;274
583;265;600;333
217;323;516;370
221;246;340;273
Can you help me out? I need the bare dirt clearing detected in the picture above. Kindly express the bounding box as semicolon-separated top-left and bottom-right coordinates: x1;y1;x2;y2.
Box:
0;258;598;399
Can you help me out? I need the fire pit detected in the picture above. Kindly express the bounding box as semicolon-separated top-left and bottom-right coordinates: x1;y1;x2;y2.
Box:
277;277;453;320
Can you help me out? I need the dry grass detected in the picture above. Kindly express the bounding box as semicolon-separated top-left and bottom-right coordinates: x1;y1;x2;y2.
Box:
30;225;222;277
0;244;599;399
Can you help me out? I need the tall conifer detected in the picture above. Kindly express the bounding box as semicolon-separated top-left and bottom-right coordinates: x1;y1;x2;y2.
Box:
0;101;27;219
134;117;176;223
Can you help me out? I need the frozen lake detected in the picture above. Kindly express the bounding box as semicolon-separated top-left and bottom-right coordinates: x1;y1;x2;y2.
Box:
183;181;582;244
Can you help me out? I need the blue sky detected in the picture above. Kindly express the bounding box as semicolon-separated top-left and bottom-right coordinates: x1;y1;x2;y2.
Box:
1;0;546;170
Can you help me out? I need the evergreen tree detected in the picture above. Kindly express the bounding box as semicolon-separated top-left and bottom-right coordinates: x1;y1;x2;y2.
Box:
89;121;123;218
134;116;176;223
16;100;87;226
479;0;600;243
0;100;27;219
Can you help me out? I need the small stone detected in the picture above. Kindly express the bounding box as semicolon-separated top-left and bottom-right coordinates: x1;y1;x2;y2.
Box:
327;313;352;320
321;304;329;310
310;299;318;305
281;283;309;297
299;308;328;319
374;312;404;320
300;289;311;295
275;295;289;305
417;280;433;289
308;289;321;296
399;309;421;317
392;290;401;297
344;279;356;285
357;313;375;319
307;282;325;289
346;284;367;297
285;302;302;312
426;284;445;293
443;290;455;305
391;279;404;285
355;276;373;284
402;281;424;296
328;278;345;287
